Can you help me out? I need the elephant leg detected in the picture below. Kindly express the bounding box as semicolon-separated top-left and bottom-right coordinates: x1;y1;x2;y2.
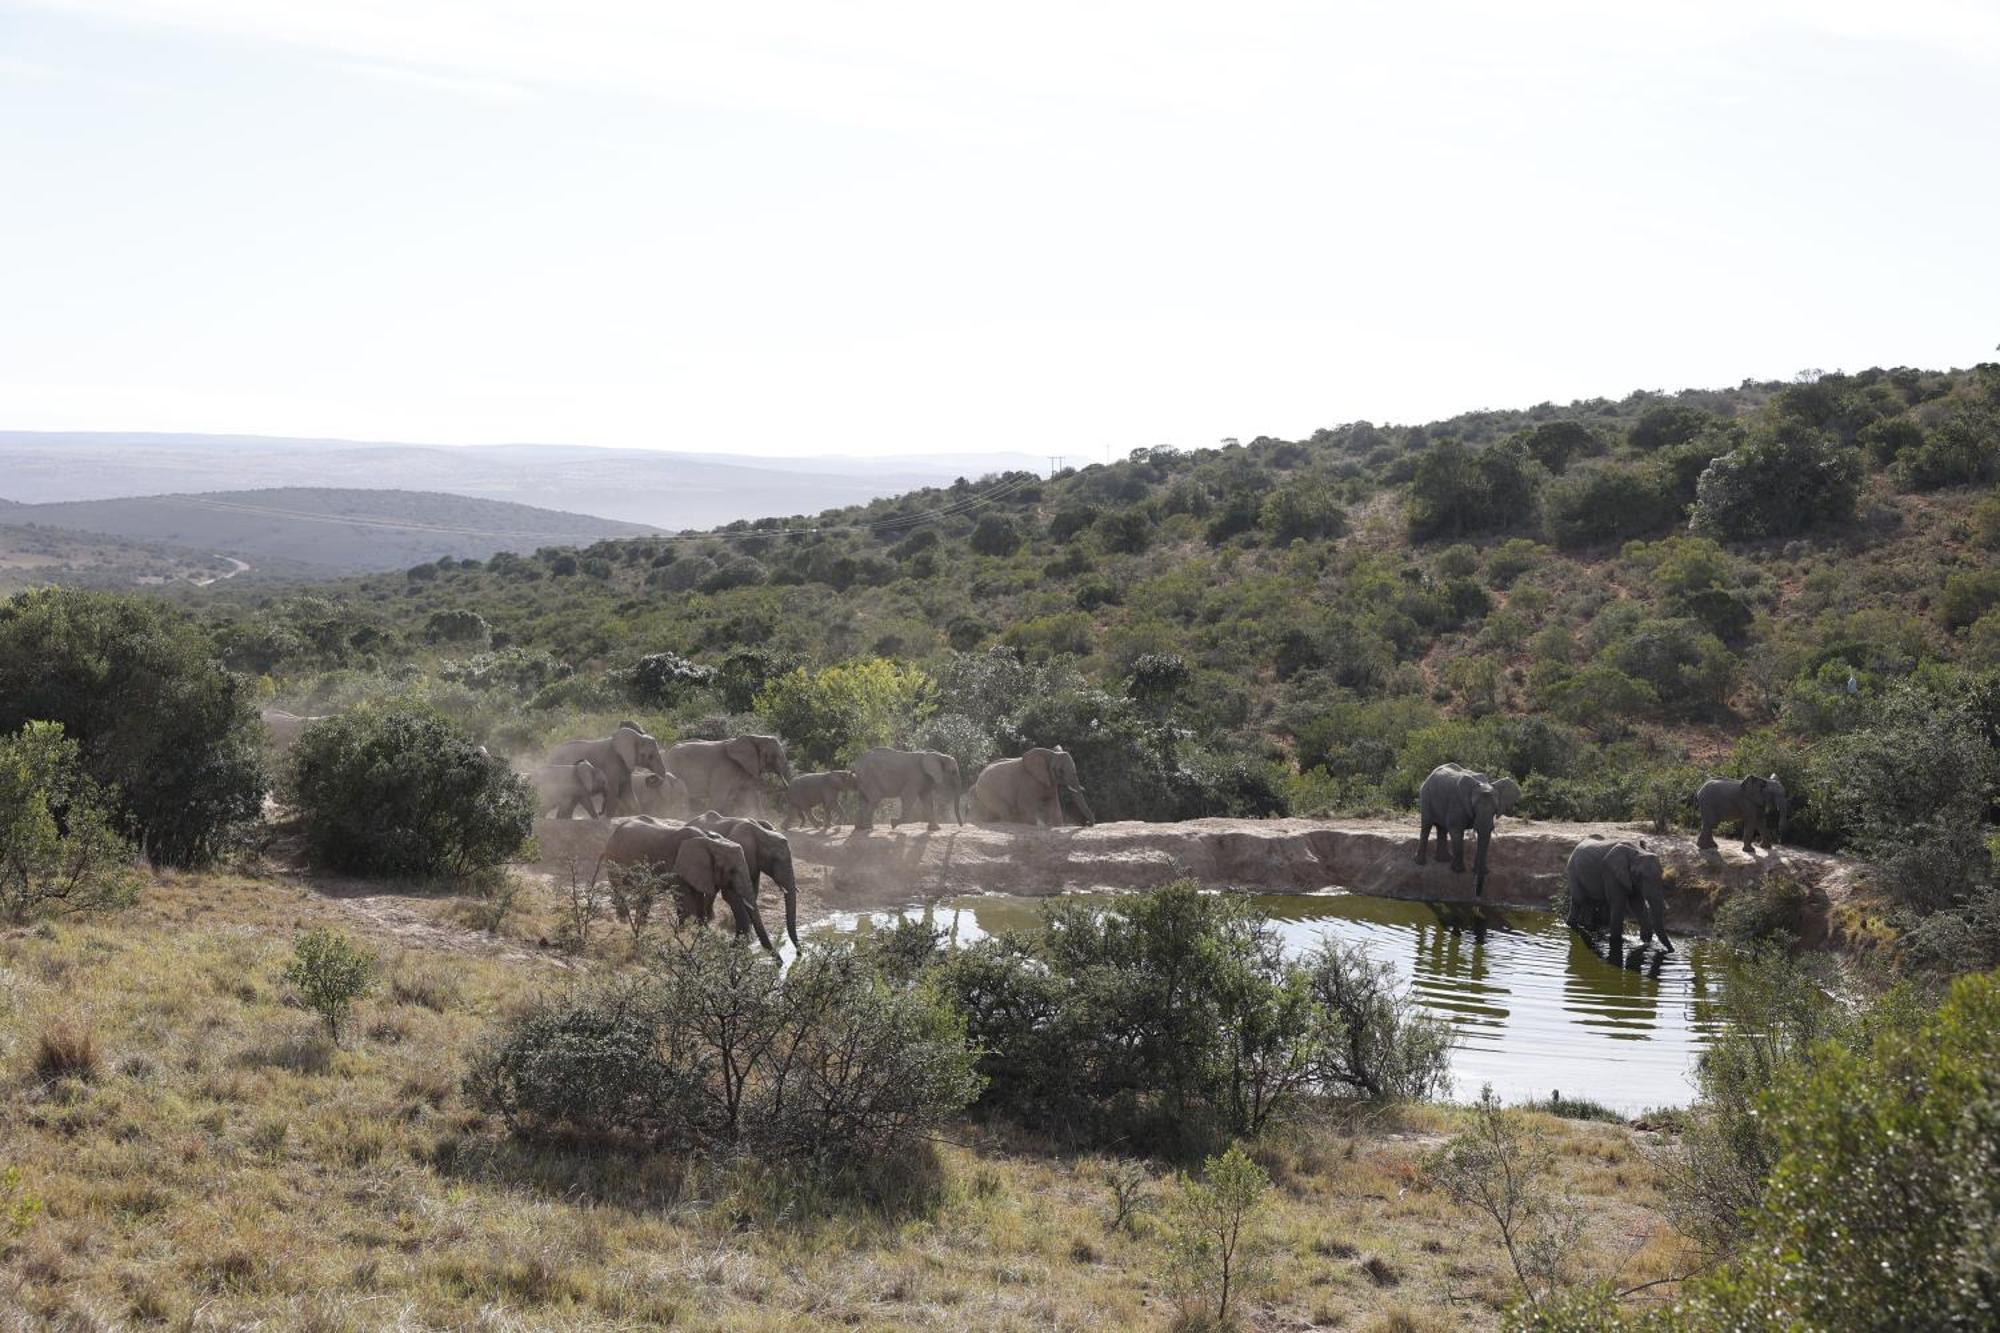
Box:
720;886;775;953
857;795;876;830
1416;820;1431;865
1696;813;1717;850
1740;809;1759;854
1449;828;1466;873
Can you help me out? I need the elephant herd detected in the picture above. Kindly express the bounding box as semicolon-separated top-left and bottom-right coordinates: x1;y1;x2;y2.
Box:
1413;762;1793;957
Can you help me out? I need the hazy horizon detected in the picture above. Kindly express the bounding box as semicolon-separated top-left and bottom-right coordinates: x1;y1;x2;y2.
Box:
5;1;1996;457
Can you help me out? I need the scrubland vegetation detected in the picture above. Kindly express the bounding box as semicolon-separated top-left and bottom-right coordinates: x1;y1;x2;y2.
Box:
4;366;2000;1328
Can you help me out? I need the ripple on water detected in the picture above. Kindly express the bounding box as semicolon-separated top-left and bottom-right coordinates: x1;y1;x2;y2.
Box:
808;889;1726;1112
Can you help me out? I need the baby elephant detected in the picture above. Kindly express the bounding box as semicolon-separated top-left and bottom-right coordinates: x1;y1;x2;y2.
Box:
529;759;610;819
782;770;860;830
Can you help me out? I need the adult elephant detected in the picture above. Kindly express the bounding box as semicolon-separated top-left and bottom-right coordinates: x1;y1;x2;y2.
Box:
547;724;669;817
691;811;801;948
1565;839;1673;952
633;769;691;820
1415;763;1523;898
1694;774;1788;853
853;746;964;831
665;735;792;818
596;818;772;952
527;759;610;819
969;747;1095;827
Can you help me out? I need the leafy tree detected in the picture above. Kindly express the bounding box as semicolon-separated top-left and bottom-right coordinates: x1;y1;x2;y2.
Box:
1891;401;1999;491
714;648;794;714
284;706;534;879
0;722;141;924
1164;1143;1273;1327
281;928;377;1044
1689;424;1863;541
754;658;933;768
1521;420;1599;474
628;650;717;706
0;588;264;866
1408;438;1541;541
423;609;490;644
969;513;1023;557
1425;1086;1585;1312
1628;403;1717;452
1258;474;1347;543
1094;507;1154;554
1545;463;1677;548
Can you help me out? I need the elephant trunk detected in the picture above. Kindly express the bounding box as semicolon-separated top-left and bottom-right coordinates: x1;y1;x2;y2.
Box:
1647;887;1674;952
777;864;800;948
1063;786;1096;827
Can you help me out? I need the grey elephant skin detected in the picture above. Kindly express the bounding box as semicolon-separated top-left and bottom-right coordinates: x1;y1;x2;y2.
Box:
1415;763;1522;896
633;769;691;820
1694;774;1788;852
547;724;669;817
782;770;860;830
528;759;610;820
665;735;793;818
691;811;801;947
1565;839;1673;952
853;747;964;830
597;818;772;951
969;747;1095;827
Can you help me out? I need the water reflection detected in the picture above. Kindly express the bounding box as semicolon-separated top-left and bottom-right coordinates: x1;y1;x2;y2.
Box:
810;890;1724;1111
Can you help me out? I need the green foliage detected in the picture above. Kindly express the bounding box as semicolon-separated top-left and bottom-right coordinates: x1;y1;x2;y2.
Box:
1539;665;1658;736
422;608;490;645
0;722;141;924
627;650;716;707
1942;568;2000;630
1628;403;1718;452
969;513;1023;557
1892;401;1999;491
753;658;932;769
0;588;264;866
1521;421;1600;475
1424;1086;1585;1311
1;1166;43;1242
1258;473;1347;543
284;705;534;879
1164;1142;1273;1327
281;928;377;1043
470;930;982;1170
1689;425;1863;541
1594;617;1735;721
1408;438;1542;541
1545;462;1678;548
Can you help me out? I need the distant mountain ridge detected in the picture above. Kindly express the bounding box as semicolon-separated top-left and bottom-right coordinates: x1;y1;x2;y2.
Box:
0;433;1043;529
0;487;659;574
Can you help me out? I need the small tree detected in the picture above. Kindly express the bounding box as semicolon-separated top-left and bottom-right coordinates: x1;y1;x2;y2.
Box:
1689;425;1863;541
1425;1087;1585;1310
1164;1142;1273;1327
0;722;141;924
969;513;1023;557
628;650;716;706
282;928;377;1043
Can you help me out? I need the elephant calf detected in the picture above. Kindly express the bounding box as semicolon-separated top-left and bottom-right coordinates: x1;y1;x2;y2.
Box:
528;759;611;820
633;769;691;820
1565;839;1673;952
782;770;860;831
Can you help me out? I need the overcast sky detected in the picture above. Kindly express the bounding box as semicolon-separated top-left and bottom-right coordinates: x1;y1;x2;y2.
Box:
3;2;1995;458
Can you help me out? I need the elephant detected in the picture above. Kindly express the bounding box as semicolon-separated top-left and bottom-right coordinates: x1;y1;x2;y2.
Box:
1695;774;1788;853
547;724;669;818
1415;763;1523;898
853;747;964;830
782;770;860;831
665;735;793;818
1565;839;1673;952
969;747;1095;827
690;811;801;948
527;759;611;820
597;818;772;951
633;769;691;820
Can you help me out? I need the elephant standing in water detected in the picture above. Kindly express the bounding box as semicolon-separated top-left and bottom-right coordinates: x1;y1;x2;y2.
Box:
596;818;772;951
853;746;964;830
527;759;610;819
691;811;801;948
1695;774;1788;853
1565;839;1673;952
782;770;860;830
1416;763;1522;898
547;723;669;817
665;735;793;818
970;747;1095;827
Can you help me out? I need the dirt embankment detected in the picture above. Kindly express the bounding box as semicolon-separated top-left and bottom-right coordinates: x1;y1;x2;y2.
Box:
533;815;1846;933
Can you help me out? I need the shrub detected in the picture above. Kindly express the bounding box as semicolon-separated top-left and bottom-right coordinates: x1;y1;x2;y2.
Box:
754;658;933;769
423;609;490;645
284;706;534;879
1596;618;1735;721
969;513;1023;557
1539;665;1658;736
1485;538;1548;586
1712;876;1813;952
1689;425;1863;541
699;557;768;592
1941;568;2000;631
628;650;716;707
32;1018;101;1084
1973;490;2000;549
1546;463;1679;548
1408;438;1542;541
1892;402;1999;491
1424;1086;1584;1311
1629;403;1717;452
470;931;981;1170
281;928;378;1044
0;722;142;924
1259;474;1347;543
1095;507;1154;555
1305;940;1454;1100
0;589;264;866
1164;1143;1273;1327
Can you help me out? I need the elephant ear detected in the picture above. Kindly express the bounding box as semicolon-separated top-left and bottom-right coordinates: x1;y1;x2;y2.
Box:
1607;843;1639;890
1024;748;1057;789
921;752;949;785
1489;777;1521;815
611;728;642;768
1741;774;1768;801
723;737;762;781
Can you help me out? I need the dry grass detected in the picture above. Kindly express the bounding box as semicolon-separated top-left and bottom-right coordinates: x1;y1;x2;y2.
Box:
0;869;1699;1330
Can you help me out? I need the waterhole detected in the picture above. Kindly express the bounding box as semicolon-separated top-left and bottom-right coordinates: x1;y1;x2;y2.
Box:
806;890;1726;1112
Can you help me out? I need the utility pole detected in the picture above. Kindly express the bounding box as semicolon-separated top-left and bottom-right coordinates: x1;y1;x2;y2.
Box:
1047;455;1065;479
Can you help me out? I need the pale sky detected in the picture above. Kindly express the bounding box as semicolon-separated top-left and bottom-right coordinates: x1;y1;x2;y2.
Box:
3;2;1996;458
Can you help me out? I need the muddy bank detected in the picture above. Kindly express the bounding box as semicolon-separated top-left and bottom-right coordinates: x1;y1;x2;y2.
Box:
532;815;1843;932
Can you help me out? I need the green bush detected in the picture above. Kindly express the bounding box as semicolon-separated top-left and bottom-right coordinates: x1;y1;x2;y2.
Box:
1629;403;1718;452
1408;438;1542;541
281;928;377;1044
970;513;1023;557
470;930;981;1170
1164;1142;1273;1326
1545;461;1679;548
1941;568;2000;630
0;589;264;866
1596;618;1735;721
0;722;142;924
1892;402;1999;491
1259;474;1347;543
284;706;534;879
627;650;716;706
1689;425;1863;541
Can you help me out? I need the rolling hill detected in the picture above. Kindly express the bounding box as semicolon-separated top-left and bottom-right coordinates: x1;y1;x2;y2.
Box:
0;488;661;574
0;433;1040;529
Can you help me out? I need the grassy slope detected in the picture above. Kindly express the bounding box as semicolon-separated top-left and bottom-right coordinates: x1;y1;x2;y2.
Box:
1;489;661;575
0;870;1689;1331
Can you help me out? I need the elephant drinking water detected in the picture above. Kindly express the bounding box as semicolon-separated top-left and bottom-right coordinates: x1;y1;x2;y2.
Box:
1565;839;1673;952
969;747;1095;827
665;735;793;818
1416;763;1522;898
853;746;963;830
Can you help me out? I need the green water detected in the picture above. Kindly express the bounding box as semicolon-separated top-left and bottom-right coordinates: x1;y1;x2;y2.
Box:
809;891;1726;1112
